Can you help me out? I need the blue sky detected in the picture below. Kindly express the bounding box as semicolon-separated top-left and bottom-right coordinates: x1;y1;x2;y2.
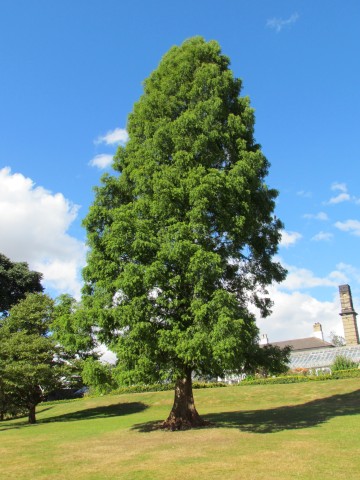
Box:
1;0;359;343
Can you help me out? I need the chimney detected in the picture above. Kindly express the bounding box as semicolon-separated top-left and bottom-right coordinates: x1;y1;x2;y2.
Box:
259;334;269;345
313;322;324;340
339;284;359;345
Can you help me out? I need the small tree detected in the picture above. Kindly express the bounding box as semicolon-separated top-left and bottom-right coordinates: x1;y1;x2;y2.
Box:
0;330;58;423
83;37;286;429
0;293;59;423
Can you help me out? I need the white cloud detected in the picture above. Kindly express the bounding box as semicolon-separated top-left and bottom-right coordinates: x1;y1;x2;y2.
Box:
335;219;360;236
303;212;328;221
326;182;351;204
328;192;351;204
280;230;302;248
95;127;129;146
89;154;114;169
256;259;360;342
337;263;360;283
311;231;333;242
0;167;86;298
266;13;299;33
258;287;343;342
297;190;312;198
96;344;117;365
331;182;347;193
280;264;347;291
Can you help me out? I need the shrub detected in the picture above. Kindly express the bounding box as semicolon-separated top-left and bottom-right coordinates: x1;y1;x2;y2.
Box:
331;368;360;379
241;375;312;386
331;355;358;372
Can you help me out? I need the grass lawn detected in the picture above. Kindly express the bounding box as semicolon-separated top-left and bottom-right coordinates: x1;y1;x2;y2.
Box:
1;378;359;479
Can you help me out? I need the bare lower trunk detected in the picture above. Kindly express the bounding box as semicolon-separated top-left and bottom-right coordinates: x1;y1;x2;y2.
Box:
162;369;209;430
28;404;36;424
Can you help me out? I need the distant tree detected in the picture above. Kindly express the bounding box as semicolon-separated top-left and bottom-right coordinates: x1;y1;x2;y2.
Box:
0;253;43;317
251;344;292;377
83;37;287;429
329;331;346;347
0;293;59;423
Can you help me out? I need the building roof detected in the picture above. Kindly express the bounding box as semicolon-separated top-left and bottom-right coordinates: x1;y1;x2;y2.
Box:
271;337;334;352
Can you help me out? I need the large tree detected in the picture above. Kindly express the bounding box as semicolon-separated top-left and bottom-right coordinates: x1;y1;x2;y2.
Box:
83;37;287;429
0;253;43;317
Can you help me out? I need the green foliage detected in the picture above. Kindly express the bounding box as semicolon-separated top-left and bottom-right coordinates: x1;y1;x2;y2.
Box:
247;344;291;377
52;294;97;359
331;355;358;371
0;252;43;317
241;375;312;385
83;37;286;388
81;358;116;395
93;382;174;396
6;292;54;335
330;368;360;379
0;331;58;413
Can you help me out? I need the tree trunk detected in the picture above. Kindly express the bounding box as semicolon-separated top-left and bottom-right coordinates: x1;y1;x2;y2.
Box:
28;404;36;424
162;369;209;430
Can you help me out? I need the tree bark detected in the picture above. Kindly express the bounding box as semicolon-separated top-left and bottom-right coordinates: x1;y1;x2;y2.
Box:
28;404;36;424
162;369;209;430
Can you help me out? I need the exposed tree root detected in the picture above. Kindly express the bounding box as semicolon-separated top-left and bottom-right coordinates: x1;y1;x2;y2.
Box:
161;415;211;431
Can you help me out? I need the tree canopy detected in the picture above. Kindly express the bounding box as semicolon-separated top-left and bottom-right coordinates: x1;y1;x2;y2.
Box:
0;253;43;317
83;37;287;428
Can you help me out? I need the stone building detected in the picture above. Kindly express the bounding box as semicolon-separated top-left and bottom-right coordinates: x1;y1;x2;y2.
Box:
262;284;360;370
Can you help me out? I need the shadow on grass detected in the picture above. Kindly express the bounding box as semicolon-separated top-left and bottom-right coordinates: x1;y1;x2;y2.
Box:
131;420;165;432
205;389;360;433
0;402;148;431
131;389;360;433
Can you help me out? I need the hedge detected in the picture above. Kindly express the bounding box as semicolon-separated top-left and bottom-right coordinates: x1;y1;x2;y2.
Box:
88;380;228;397
239;368;360;386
